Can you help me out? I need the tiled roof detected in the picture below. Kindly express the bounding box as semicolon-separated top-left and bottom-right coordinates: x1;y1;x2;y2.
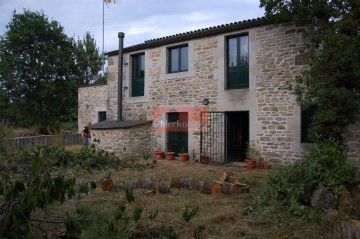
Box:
106;16;268;56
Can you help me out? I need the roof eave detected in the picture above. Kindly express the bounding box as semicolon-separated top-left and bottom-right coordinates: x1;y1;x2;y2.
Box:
106;17;271;57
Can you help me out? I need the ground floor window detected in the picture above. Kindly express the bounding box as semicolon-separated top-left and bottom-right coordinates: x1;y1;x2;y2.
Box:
301;106;316;143
98;111;106;122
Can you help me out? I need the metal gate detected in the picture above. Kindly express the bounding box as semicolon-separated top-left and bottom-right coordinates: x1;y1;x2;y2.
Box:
200;112;226;164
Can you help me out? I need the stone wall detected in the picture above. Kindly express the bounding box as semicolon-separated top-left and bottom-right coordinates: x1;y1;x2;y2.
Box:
78;84;107;131
91;122;152;156
255;22;309;165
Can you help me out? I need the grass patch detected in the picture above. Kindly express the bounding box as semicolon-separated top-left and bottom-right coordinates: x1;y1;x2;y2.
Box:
0;145;350;238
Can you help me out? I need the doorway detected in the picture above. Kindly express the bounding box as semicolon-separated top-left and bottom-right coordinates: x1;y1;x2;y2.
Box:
167;112;188;155
226;111;249;162
200;111;249;163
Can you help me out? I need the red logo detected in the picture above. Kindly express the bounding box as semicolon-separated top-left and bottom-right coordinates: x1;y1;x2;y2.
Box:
152;107;208;132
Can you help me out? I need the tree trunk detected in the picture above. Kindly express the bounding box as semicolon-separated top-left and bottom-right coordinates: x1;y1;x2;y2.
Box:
200;181;213;194
101;178;113;190
158;182;171;194
220;182;238;195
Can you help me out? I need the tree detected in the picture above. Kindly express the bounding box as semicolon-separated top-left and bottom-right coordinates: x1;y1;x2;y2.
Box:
75;32;104;85
0;10;80;132
260;0;360;144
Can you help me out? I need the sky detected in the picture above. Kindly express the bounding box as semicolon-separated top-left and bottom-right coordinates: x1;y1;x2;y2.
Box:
0;0;265;53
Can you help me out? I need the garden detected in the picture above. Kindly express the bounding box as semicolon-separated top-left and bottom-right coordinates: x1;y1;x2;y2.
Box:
0;140;359;239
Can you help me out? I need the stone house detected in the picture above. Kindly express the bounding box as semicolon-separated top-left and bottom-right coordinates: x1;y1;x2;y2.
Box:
78;17;360;165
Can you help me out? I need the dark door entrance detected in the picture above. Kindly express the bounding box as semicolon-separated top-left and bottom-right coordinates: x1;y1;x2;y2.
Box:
167;112;188;155
226;111;249;162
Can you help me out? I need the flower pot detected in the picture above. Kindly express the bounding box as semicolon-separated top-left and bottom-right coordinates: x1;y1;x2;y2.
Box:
165;152;175;161
154;150;165;159
263;163;271;169
245;159;256;170
178;153;189;162
200;155;209;164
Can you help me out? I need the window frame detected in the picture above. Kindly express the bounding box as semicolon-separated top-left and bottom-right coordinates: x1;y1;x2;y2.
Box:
226;34;249;89
168;45;188;73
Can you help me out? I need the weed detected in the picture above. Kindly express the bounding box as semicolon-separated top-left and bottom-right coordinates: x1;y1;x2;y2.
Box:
182;205;199;222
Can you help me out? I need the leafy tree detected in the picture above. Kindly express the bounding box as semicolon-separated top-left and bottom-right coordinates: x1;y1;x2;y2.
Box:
75;32;104;85
0;10;80;133
260;0;360;144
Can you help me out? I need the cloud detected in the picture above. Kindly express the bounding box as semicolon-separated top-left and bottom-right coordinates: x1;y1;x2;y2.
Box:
0;0;264;53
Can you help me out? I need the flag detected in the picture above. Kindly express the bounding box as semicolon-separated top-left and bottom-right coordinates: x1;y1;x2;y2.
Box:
104;0;118;3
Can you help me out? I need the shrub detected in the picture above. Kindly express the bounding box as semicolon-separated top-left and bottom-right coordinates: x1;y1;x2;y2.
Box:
267;139;357;215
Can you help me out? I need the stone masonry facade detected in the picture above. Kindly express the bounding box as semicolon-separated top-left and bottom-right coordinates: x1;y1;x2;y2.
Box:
78;19;360;165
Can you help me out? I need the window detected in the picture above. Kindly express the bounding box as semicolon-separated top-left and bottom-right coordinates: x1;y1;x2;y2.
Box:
168;45;188;73
226;35;249;89
131;53;145;97
301;106;316;143
98;111;106;122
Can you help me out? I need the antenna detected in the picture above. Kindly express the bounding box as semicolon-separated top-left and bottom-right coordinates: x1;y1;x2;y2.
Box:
102;0;120;55
102;0;120;72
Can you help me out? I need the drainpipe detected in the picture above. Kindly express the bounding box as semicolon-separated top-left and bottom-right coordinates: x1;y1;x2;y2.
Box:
118;32;124;121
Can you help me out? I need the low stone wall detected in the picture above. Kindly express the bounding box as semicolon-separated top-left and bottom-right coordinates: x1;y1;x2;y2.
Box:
91;122;152;156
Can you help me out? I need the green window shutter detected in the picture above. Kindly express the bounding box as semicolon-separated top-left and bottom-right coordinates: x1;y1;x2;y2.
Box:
131;54;145;97
228;65;249;88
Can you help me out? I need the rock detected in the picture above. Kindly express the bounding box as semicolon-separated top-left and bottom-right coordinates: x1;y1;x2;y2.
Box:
311;187;334;210
158;182;171;194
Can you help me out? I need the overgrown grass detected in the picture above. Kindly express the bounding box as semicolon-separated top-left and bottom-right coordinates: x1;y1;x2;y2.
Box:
1;142;358;238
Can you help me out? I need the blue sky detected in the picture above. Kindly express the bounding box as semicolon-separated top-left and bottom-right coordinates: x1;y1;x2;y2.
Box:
0;0;264;53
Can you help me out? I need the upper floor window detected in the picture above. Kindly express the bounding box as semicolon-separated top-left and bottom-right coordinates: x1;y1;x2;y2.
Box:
227;34;249;89
168;45;188;73
131;53;145;97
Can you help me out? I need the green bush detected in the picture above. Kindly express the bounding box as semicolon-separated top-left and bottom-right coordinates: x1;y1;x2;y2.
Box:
267;139;357;215
0;151;76;238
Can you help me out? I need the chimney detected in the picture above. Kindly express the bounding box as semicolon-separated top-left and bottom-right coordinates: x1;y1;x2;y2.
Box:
117;32;124;121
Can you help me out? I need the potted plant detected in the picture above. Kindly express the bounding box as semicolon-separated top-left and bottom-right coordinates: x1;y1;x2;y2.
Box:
245;141;261;170
154;144;165;159
200;153;209;164
263;162;271;169
178;147;189;162
165;145;175;161
258;158;265;169
258;158;271;169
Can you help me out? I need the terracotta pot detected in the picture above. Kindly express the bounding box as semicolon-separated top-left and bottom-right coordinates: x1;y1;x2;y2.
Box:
165;152;175;161
200;155;209;164
263;163;271;169
154;150;165;159
245;159;256;170
178;153;189;162
258;163;265;169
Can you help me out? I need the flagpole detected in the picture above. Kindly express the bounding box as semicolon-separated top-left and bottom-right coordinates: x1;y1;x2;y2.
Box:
102;0;105;56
